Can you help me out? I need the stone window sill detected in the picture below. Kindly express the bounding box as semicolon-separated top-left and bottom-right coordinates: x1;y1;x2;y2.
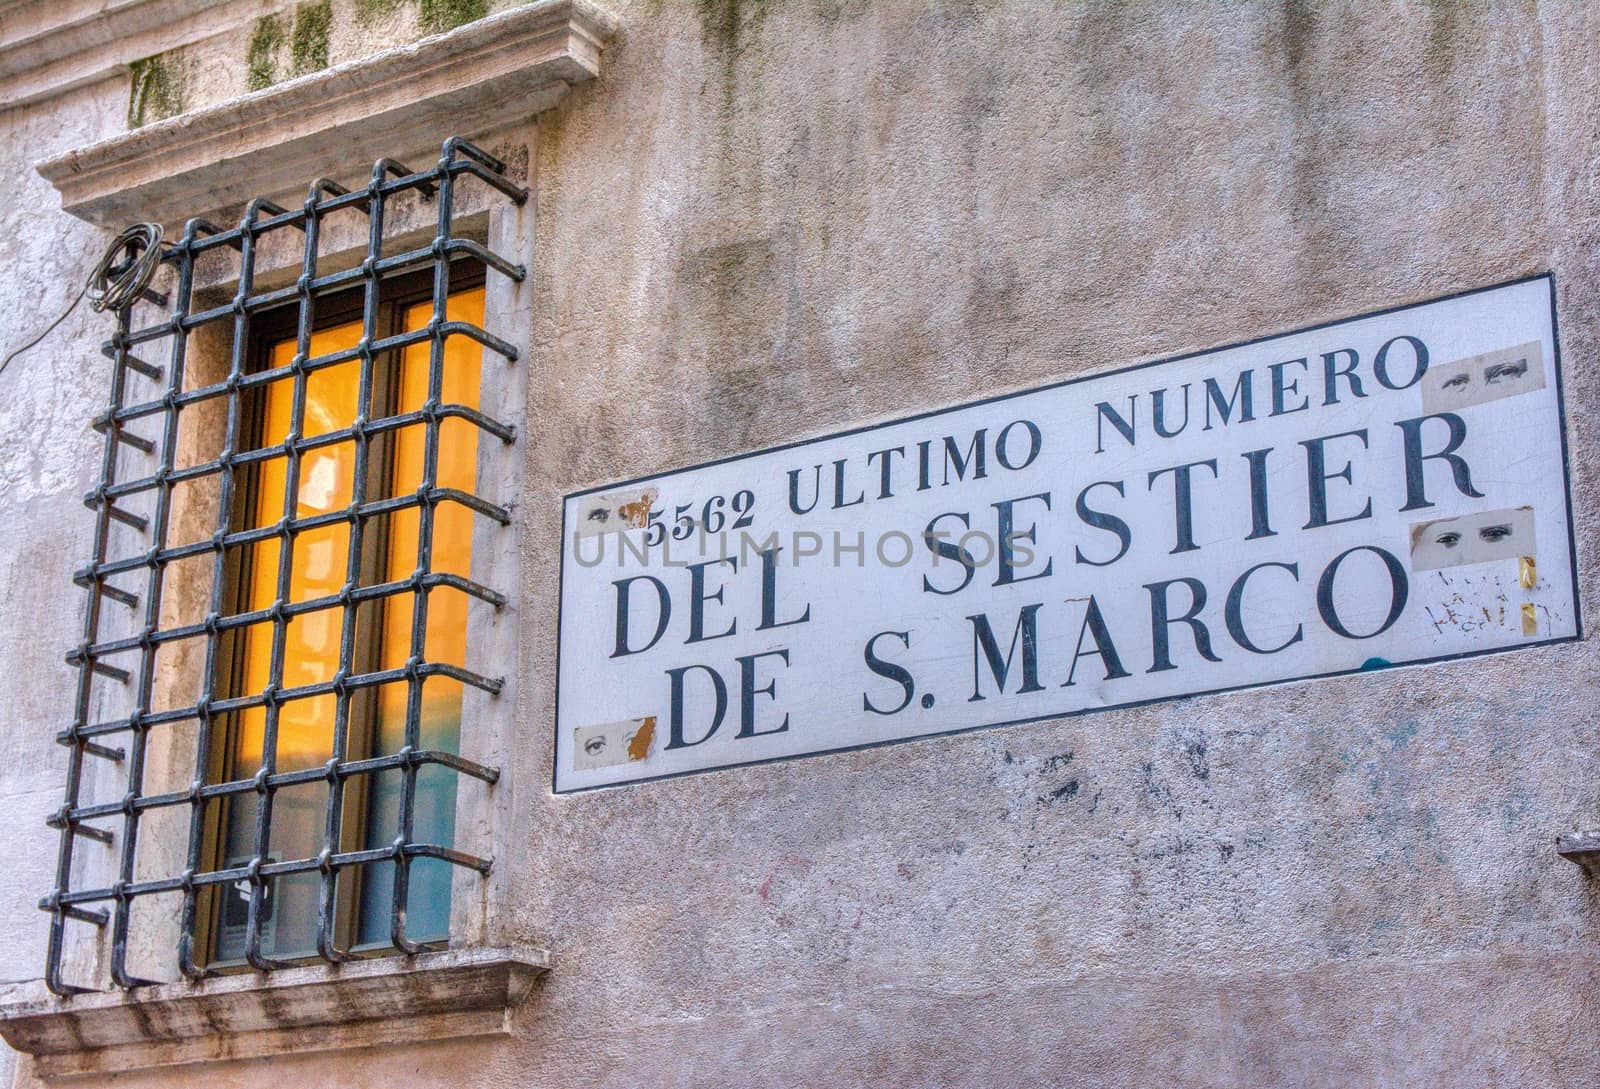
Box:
35;0;618;228
0;945;549;1079
1557;831;1600;878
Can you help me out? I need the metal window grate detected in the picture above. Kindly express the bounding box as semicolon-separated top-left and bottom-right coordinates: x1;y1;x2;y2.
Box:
43;137;524;995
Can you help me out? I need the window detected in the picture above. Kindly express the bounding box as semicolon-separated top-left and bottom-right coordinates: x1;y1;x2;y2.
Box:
209;273;487;966
45;140;524;994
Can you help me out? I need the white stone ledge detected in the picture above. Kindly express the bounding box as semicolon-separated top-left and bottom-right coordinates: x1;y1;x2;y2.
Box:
34;0;618;229
0;945;549;1079
1557;831;1600;879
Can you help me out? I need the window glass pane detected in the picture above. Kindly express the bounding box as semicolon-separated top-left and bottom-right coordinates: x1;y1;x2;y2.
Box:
214;285;484;963
216;318;361;963
358;286;484;946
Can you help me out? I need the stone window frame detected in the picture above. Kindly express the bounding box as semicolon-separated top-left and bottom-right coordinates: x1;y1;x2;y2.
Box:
28;122;531;1081
0;0;618;1076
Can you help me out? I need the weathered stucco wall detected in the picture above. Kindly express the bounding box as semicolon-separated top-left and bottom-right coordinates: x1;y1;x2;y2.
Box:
2;1;1599;1086
0;70;131;1089
124;1;532;126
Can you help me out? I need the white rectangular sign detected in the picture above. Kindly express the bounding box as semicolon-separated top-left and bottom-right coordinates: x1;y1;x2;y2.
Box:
555;276;1579;792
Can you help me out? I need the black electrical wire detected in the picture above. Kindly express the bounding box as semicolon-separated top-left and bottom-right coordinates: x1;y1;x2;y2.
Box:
0;223;165;380
87;222;165;312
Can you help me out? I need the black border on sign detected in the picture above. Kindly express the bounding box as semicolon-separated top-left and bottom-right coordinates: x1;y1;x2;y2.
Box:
551;271;1584;795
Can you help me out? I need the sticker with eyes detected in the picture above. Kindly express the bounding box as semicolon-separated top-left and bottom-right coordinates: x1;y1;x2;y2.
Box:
572;717;659;772
572;485;660;541
1483;359;1529;385
1410;506;1535;571
1422;341;1544;412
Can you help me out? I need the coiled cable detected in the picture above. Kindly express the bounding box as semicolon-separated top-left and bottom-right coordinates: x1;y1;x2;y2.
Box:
0;222;166;380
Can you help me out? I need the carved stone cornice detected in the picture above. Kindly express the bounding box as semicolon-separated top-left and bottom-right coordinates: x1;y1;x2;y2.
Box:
0;0;290;112
35;0;618;228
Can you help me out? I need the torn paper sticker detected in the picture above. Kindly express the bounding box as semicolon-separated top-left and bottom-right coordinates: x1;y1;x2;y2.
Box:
572;716;658;771
1421;341;1545;414
572;487;658;540
1410;506;1535;571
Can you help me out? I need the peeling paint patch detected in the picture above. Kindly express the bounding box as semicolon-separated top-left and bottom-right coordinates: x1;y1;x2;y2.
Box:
1422;570;1515;637
573;486;659;539
626;716;657;761
572;717;658;771
1383;721;1417;752
1031;750;1083;806
1047;778;1080;801
616;495;655;528
1178;729;1210;781
1519;555;1537;589
1521;602;1537;636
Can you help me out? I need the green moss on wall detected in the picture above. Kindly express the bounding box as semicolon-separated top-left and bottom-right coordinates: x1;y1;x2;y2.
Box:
127;51;187;128
696;0;740;51
355;0;408;24
420;0;488;36
355;0;494;36
696;0;773;49
247;14;286;91
290;1;333;76
811;0;867;20
695;0;772;117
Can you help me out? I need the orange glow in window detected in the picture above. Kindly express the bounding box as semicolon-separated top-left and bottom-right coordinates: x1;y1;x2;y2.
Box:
218;287;485;959
230;288;484;774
